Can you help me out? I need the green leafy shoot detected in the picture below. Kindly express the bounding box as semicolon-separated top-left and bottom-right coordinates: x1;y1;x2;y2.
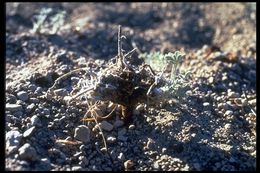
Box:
140;51;192;98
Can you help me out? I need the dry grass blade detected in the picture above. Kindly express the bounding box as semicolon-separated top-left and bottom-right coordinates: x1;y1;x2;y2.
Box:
85;99;108;152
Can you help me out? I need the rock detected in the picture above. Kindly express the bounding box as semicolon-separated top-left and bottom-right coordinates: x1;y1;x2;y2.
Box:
17;91;29;101
114;120;124;128
225;110;233;116
53;88;68;97
26;103;35;113
35;87;43;94
7;94;17;103
79;155;88;166
162;148;167;154
227;90;239;98
23;126;36;138
208;76;214;84
118;135;128;142
29;98;39;103
181;165;190;171
118;152;125;161
74;125;91;143
71;166;83;171
6;104;22;112
100;121;113;131
203;102;210;107
124;160;134;171
224;123;231;130
153;161;160;169
145;138;155;150
13;111;23;117
28;84;37;92
38;158;51;171
18;143;37;161
107;136;117;144
31;115;41;126
6;130;23;154
128;124;135;130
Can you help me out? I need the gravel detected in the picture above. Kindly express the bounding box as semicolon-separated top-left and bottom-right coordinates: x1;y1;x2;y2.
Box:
6;130;23;154
5;3;256;171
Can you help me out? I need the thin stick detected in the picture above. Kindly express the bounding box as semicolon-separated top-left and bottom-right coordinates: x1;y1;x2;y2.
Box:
118;25;122;59
124;48;137;59
82;103;117;121
70;86;94;102
49;68;88;91
87;100;108;152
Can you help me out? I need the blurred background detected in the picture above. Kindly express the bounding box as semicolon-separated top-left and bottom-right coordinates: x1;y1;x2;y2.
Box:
6;2;256;61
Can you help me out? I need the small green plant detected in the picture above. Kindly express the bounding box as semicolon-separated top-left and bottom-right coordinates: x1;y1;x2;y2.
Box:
31;7;66;34
140;51;191;98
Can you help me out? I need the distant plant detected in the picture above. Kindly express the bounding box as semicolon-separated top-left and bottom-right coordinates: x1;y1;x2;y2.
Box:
31;7;66;35
140;51;191;98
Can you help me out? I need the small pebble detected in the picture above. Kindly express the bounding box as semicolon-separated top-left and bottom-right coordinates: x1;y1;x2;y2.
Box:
224;123;231;129
71;166;83;171
6;104;22;112
118;152;125;161
23;126;36;138
6;130;23;154
54;88;68;97
128;124;135;130
100;121;113;131
124;160;134;170
203;102;210;107
17;91;29;101
39;158;51;171
107;136;117;144
35;87;43;94
153;161;160;169
26;104;35;113
118;135;128;142
114;120;124;128
29;98;39;103
30;115;41;126
162;148;167;154
28;84;37;92
18;143;37;161
13;111;23;117
208;76;214;84
74;125;91;143
225;110;233;116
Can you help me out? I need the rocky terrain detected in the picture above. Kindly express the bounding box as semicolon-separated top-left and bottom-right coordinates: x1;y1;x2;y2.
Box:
5;3;256;171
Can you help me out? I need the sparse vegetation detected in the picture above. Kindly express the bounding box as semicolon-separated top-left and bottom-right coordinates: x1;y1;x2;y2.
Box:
140;51;191;98
31;7;66;34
